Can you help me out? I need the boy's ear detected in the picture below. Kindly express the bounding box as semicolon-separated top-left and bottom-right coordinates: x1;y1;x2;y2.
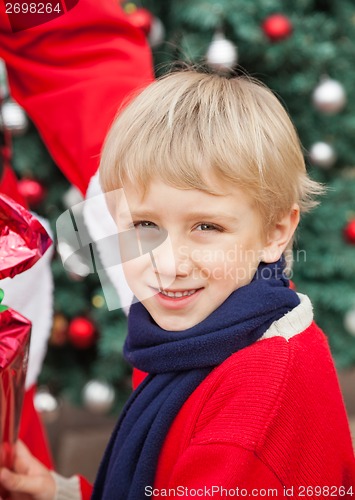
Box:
262;204;300;263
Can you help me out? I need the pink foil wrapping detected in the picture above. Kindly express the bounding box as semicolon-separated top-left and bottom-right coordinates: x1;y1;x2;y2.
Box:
0;193;52;279
0;307;31;488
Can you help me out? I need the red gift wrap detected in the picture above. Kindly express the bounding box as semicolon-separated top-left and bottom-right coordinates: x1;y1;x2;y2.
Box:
0;305;31;473
0;193;52;279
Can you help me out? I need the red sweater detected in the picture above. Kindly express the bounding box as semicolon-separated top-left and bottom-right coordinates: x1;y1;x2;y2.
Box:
78;295;355;499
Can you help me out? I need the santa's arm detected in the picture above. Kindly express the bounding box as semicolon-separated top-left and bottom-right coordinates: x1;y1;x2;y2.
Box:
0;0;154;194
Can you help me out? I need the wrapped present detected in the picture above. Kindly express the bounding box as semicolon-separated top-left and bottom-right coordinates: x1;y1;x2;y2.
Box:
0;194;52;495
0;291;31;472
0;193;52;280
0;193;51;279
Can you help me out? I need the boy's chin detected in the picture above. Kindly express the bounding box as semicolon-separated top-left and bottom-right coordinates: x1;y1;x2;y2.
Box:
152;313;203;332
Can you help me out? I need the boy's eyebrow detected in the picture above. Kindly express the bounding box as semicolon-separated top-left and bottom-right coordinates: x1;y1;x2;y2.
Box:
122;210;159;220
127;210;239;224
185;212;239;223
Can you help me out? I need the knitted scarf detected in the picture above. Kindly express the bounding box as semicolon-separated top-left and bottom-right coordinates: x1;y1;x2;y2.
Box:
92;259;299;499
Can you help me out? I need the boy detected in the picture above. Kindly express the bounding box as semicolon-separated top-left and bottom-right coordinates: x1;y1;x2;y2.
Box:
1;70;354;499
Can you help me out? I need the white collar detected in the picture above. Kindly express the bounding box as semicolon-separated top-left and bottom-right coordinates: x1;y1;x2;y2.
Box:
259;293;313;342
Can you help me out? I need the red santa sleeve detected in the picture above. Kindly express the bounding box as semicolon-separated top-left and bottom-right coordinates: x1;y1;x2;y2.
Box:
0;0;154;194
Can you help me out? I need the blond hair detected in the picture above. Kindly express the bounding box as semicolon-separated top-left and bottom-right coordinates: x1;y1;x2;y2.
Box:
99;69;323;231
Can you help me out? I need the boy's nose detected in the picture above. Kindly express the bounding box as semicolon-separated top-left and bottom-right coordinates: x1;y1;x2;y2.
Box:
152;235;193;281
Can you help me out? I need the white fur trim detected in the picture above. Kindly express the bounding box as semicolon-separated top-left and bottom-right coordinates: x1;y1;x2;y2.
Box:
84;171;134;314
50;471;81;500
259;293;313;342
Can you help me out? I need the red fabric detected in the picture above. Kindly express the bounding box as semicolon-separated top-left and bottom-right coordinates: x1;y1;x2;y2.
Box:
18;386;53;469
0;0;154;195
132;367;148;390
289;279;296;290
153;322;355;496
79;476;93;500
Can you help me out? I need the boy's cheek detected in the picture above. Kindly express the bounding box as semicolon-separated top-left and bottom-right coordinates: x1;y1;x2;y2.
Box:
122;256;155;294
204;261;259;287
122;256;174;300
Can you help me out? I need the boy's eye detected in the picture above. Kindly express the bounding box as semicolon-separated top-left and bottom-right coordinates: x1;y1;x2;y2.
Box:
195;223;222;231
134;220;158;229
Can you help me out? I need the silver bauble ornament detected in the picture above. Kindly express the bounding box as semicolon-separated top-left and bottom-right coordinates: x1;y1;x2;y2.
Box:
34;387;60;423
309;142;336;169
0;99;28;135
206;32;238;72
312;78;346;114
148;16;165;48
344;308;355;337
83;380;115;414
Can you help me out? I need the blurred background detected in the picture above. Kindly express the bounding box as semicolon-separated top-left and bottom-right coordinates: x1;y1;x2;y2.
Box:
0;0;354;480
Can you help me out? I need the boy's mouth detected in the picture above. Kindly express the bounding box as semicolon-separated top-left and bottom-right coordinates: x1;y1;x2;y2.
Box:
160;289;197;298
150;287;204;303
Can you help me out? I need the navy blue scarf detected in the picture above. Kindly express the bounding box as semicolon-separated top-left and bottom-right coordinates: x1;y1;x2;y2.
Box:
92;259;299;499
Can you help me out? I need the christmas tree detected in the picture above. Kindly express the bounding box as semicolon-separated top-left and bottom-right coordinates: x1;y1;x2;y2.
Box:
2;0;355;414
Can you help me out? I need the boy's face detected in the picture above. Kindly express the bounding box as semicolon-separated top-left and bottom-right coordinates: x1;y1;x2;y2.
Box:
114;178;270;331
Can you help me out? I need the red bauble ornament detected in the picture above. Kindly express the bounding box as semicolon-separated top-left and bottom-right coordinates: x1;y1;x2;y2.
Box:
127;7;153;35
18;178;46;207
262;14;293;41
344;219;355;244
68;317;96;349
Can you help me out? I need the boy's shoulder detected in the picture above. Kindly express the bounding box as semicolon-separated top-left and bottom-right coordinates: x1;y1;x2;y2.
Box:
188;297;342;449
194;293;320;402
